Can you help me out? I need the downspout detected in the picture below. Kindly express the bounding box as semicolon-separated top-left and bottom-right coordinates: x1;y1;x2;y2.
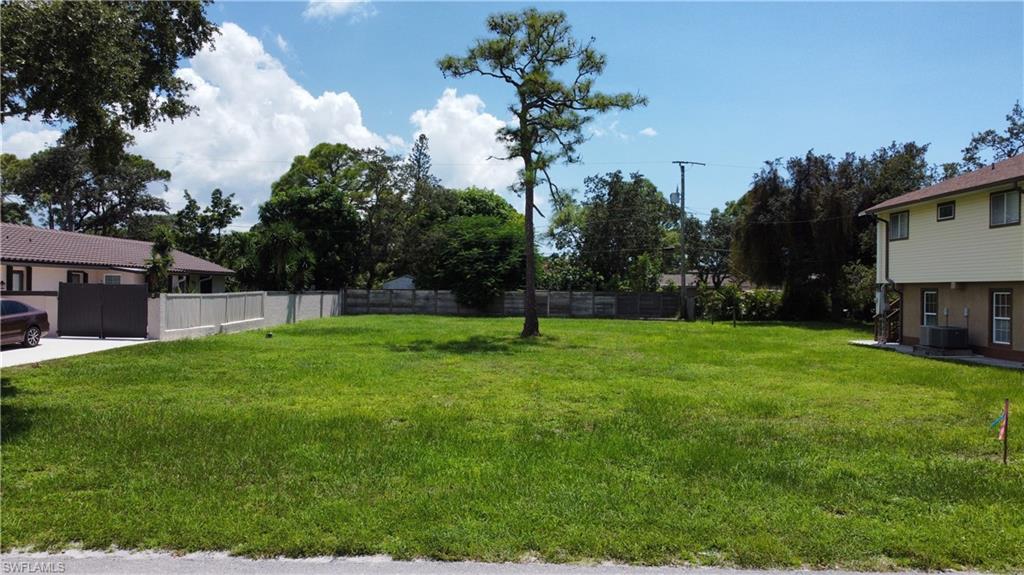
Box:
872;214;902;342
873;215;891;283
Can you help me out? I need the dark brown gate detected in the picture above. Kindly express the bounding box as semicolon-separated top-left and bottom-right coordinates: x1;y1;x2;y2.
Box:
58;283;149;338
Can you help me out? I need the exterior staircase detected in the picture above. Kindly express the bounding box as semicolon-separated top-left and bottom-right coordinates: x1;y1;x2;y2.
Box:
874;293;902;344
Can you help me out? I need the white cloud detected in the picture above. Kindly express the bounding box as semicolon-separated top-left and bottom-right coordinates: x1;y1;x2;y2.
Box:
274;33;289;53
590;119;630;141
303;0;375;22
1;117;62;158
639;127;657;137
410;88;522;196
124;22;394;220
1;23;531;223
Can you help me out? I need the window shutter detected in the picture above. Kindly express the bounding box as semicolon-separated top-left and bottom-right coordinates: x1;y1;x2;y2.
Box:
25;266;32;291
82;272;89;284
5;266;12;290
67;270;74;284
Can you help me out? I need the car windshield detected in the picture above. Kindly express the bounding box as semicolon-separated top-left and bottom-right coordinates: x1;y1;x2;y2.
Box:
1;301;28;315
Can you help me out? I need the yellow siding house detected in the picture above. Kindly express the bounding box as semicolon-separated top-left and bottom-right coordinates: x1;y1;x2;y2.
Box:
862;155;1024;361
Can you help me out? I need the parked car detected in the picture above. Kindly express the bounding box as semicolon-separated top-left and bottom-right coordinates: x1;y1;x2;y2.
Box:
1;300;49;347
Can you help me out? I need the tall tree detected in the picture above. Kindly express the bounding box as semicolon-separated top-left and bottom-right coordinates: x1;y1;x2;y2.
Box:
258;143;363;289
174;188;242;260
439;8;646;337
207;189;243;241
692;204;738;289
351;148;407;289
7;144;169;233
733;143;931;320
86;155;171;236
1;0;218;170
961;101;1024;170
577;171;676;291
144;226;175;296
407;134;436;192
412;189;525;307
0;154;31;224
7;145;93;230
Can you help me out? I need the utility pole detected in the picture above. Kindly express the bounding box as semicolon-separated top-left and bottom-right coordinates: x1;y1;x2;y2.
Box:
672;160;705;320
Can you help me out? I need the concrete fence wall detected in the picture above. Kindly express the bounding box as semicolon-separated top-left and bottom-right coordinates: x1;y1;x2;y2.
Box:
155;292;266;340
338;288;694;319
264;291;343;326
23;287;694;342
152;291;344;340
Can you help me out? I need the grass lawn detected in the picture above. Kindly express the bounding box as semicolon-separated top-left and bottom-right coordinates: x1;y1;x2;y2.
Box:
1;316;1022;570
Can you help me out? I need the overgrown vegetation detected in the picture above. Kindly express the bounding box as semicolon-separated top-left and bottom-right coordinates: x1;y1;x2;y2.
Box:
2;317;1021;570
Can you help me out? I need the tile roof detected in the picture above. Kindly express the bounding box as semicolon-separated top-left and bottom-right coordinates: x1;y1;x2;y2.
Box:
862;154;1024;215
0;224;233;274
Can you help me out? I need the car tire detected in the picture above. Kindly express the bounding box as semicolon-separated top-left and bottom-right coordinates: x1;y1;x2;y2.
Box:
24;325;41;347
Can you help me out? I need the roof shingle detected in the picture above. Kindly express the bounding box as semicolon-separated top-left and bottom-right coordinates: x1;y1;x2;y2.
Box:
862;155;1024;215
0;224;233;275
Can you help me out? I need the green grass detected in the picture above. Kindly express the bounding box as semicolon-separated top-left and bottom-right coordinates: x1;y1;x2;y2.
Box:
2;316;1022;570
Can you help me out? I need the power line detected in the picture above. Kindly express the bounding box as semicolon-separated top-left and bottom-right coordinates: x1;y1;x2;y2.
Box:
134;154;764;171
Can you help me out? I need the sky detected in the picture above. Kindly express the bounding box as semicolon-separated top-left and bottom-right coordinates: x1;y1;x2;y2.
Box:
2;1;1022;235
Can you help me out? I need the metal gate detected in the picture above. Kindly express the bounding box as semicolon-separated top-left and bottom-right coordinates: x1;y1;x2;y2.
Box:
58;283;149;338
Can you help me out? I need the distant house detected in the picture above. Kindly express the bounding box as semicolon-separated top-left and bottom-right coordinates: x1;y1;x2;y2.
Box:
382;275;415;289
0;223;233;294
862;155;1023;361
658;272;757;291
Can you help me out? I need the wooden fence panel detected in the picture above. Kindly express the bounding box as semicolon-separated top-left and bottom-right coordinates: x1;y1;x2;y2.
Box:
344;289;368;314
548;291;571;316
504;291;524;315
368;290;390;313
436;291;459;315
594;293;616;317
616;293;639;317
327;287;691;319
413;290;435;313
391;290;414;313
638;293;662;317
570;291;594;317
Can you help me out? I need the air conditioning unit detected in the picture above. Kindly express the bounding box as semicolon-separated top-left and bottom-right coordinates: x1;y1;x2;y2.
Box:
920;325;969;349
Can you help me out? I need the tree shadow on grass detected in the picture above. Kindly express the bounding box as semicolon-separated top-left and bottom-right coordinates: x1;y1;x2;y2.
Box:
271;325;384;338
387;334;565;355
1;377;36;444
733;321;871;332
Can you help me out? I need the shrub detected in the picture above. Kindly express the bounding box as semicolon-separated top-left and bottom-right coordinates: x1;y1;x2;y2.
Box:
698;285;782;321
740;289;782;321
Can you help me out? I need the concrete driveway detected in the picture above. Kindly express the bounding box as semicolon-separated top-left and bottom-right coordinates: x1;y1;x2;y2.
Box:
1;336;150;368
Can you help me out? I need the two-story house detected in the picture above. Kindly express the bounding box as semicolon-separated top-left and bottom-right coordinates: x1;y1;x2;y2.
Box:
862;155;1023;361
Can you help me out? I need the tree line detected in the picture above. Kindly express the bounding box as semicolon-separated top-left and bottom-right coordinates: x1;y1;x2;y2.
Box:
2;0;1020;327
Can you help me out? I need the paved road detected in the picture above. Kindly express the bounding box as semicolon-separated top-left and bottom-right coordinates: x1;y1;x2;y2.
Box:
1;336;149;368
0;552;986;575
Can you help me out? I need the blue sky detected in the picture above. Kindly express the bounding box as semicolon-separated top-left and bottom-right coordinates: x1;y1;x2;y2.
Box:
3;1;1022;228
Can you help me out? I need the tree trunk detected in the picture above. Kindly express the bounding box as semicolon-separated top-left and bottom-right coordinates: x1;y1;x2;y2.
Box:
521;168;540;337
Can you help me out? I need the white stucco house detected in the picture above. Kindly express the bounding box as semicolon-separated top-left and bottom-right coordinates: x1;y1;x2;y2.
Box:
0;223;233;294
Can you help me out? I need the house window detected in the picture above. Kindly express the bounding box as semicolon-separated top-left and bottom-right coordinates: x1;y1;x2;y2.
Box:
922;290;938;326
992;291;1012;345
199;275;213;294
9;270;24;291
69;271;86;284
991;191;1021;227
936;201;955;221
103;274;121;285
889;211;909;240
